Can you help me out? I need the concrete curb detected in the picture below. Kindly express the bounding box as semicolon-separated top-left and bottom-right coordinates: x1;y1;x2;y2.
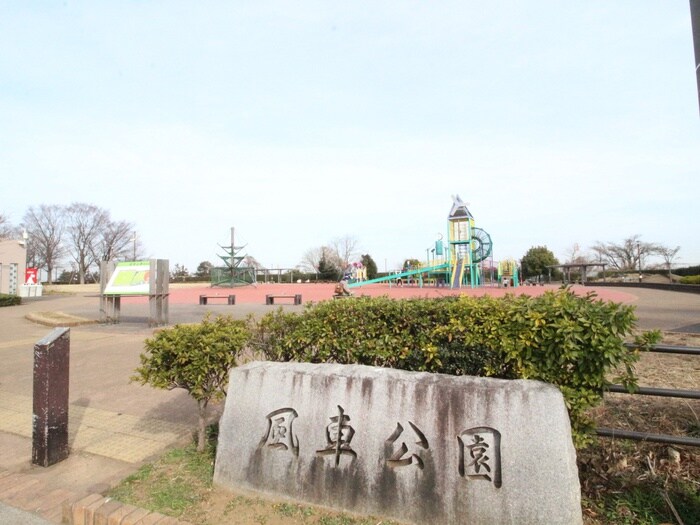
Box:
24;311;98;327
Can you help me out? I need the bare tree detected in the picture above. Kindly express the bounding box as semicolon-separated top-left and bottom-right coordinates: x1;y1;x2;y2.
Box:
299;247;323;272
242;255;263;269
330;235;359;271
171;263;189;281
0;213;16;239
65;203;109;284
657;245;681;280
94;219;137;262
590;235;662;272
299;236;359;277
22;205;66;285
564;243;590;264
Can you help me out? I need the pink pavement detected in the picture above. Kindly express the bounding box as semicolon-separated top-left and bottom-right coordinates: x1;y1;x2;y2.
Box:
140;282;638;305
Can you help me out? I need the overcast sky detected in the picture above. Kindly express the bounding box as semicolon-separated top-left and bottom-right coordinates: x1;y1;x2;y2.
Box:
2;2;698;273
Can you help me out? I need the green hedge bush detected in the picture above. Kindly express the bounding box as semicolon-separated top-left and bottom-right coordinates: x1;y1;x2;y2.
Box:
679;275;700;285
0;294;21;307
250;288;659;446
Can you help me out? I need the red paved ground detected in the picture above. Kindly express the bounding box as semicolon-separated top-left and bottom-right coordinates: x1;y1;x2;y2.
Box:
156;282;637;305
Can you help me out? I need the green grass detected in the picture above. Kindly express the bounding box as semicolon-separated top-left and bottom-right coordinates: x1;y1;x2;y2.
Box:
108;425;699;525
587;482;700;525
107;440;214;517
274;502;315;519
107;426;402;524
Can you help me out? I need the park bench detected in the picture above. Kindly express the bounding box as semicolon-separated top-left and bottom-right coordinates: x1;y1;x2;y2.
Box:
199;294;236;305
265;294;302;305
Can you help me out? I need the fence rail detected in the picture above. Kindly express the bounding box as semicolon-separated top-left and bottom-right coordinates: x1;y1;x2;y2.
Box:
596;343;700;447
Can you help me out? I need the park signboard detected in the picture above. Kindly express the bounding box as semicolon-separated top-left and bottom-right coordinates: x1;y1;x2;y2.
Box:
103;261;151;295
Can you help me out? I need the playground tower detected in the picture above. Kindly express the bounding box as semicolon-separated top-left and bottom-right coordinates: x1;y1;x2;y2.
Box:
447;195;478;287
498;258;520;287
347;195;492;290
446;195;493;288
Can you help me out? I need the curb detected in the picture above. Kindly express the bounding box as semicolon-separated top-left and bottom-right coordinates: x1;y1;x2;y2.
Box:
24;312;98;327
62;493;193;525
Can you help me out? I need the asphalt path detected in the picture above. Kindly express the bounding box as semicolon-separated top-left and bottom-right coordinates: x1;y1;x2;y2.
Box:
0;502;52;524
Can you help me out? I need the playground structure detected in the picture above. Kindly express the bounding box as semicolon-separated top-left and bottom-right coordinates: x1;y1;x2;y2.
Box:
348;195;499;290
498;258;520;287
210;228;301;286
344;261;368;282
211;228;257;287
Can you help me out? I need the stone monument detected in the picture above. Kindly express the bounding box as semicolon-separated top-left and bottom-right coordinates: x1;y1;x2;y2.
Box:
214;362;583;524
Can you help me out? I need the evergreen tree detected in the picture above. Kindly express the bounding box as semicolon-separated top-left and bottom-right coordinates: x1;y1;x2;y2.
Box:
196;261;213;278
318;249;339;281
521;246;559;281
360;254;378;280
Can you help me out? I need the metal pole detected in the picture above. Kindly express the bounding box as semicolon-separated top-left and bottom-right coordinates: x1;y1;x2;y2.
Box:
606;384;700;399
690;0;700;114
624;343;700;355
231;227;235;284
597;427;700;447
637;241;642;282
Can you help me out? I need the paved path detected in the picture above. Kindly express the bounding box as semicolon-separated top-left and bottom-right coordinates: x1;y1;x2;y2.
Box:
0;293;199;522
0;284;698;522
0;500;52;524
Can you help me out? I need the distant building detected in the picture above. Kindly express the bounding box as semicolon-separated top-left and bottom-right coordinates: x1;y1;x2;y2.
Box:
0;238;27;295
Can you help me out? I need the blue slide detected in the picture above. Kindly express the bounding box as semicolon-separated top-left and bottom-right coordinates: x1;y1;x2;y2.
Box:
347;263;450;288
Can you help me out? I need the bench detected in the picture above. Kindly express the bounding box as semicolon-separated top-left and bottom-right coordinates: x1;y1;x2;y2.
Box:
265;294;302;305
199;294;236;305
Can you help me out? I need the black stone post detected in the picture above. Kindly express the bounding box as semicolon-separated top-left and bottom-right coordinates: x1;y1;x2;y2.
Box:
32;327;70;467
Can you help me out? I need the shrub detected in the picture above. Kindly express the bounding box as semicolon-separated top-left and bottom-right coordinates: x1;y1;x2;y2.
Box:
133;315;250;451
0;294;21;307
679;275;700;285
675;265;700;277
250;289;659;447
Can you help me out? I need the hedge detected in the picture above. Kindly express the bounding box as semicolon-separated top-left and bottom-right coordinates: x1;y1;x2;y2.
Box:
249;288;659;446
0;294;21;307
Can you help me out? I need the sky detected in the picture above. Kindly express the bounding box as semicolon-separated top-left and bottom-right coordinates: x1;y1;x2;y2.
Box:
1;2;699;273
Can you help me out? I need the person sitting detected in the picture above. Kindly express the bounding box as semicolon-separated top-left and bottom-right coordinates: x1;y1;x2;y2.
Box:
334;279;353;297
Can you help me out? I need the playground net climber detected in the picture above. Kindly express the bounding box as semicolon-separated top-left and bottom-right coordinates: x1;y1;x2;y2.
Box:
211;227;256;287
348;195;503;290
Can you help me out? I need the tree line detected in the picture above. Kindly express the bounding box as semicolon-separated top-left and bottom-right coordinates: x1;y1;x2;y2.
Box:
5;205;687;287
0;204;141;285
521;235;684;282
298;235;378;281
